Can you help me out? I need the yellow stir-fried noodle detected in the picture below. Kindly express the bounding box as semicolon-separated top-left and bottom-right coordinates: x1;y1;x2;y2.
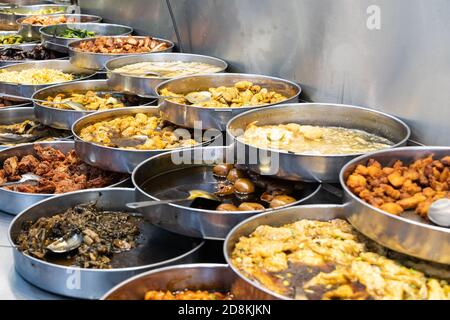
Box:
231;219;450;300
0;68;73;85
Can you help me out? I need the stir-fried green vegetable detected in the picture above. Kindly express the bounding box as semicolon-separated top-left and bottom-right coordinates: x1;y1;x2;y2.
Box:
0;34;24;45
57;28;96;39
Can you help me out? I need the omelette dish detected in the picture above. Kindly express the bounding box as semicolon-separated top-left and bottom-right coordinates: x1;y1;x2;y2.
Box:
239;122;393;155
231;219;450;300
78;113;198;151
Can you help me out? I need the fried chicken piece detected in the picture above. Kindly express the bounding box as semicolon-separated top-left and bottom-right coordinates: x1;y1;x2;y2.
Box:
17;155;39;174
380;203;404;215
347;174;367;192
34;161;52;176
0;169;6;184
442;156;450;166
3;156;18;176
396;193;427;210
387;171;405;188
34;180;56;194
34;145;65;162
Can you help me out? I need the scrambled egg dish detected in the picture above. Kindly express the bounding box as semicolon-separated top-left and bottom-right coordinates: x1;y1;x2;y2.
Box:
231;219;449;300
79;113;198;151
160;81;287;108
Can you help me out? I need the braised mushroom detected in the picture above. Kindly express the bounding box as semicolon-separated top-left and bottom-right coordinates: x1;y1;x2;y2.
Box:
216;203;239;212
270;195;297;208
234;178;256;195
213;164;234;178
238;203;265;211
226;168;245;182
215;182;235;196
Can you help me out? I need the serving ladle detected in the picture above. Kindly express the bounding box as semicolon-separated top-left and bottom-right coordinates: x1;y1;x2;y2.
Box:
126;189;221;209
0;93;85;111
0;173;42;187
0;232;83;254
428;198;450;227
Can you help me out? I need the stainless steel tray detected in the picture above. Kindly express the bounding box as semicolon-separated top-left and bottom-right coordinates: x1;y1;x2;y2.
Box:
0;59;97;97
72;106;220;174
106;52;228;96
40;22;131;53
68;36;174;71
8;188;204;299
0;4;74;31
0;43;67;67
156;73;301;131
0;141;129;215
33;79;154;130
102;263;275;300
17;13;101;41
227;103;411;183
0;106;71;151
132;146;321;240
340;146;450;265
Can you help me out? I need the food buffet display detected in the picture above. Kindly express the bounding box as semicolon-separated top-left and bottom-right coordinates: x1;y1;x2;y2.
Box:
0;1;448;302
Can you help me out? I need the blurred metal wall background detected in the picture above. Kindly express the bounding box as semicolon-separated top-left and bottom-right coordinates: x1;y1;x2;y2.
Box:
80;0;450;146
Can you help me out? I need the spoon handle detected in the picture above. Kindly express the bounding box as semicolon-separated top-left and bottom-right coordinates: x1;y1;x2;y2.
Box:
126;198;189;209
0;180;27;187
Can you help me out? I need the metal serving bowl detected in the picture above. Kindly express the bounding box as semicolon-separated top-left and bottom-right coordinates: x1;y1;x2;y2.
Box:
40;22;132;53
72;107;220;174
0;106;71;151
224;204;346;300
33;79;154;130
105;53;228;96
227;103;411;183
0;4;74;30
156;73;301;131
0;0;53;6
132;146;321;240
102;263;276;300
18;13;101;41
340;147;450;265
0;43;67;67
0;96;31;109
0;30;38;48
8;188;205;299
0;59;97;97
0;141;129;215
68;36;175;71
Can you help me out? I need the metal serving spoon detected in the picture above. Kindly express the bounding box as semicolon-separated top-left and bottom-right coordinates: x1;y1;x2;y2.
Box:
428;198;450;227
0;93;85;111
139;91;212;104
0;173;42;187
0;232;83;254
126;190;220;209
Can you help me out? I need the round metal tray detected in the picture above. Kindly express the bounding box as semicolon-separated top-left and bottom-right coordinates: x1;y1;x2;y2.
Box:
0;30;38;48
224;204;346;300
8;188;204;299
72;106;221;174
0;106;71;151
0;4;74;30
106;52;228;96
68;36;175;71
17;13;101;41
33;79;155;130
40;22;132;53
132;146;321;240
227;103;411;183
102;263;275;300
0;96;31;109
156;73;301;131
340;146;450;265
0;42;68;67
0;59;97;97
0;141;129;215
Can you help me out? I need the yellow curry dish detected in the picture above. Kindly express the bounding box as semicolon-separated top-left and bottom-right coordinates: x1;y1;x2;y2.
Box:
238;122;394;155
231;218;450;300
160;81;288;108
78;113;198;151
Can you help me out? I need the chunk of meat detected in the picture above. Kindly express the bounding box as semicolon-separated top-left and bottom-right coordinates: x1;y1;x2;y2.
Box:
17;155;39;173
3;156;18;176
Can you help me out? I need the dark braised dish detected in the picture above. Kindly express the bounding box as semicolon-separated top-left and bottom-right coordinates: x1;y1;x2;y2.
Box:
212;164;299;211
0;145;126;193
16;204;142;269
0;97;28;108
0;120;69;146
0;45;63;61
